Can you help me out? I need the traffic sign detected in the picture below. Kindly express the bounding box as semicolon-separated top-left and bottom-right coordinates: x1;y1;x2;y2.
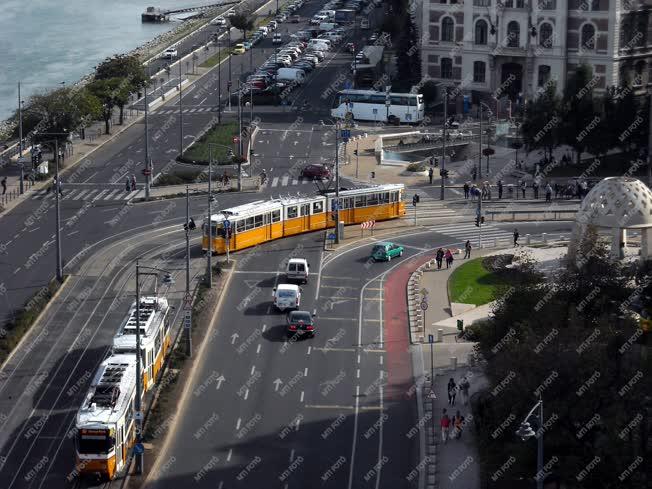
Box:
184;310;192;329
142;168;151;176
135;411;143;421
223;219;231;229
428;334;434;344
340;129;351;140
327;233;336;240
420;300;428;311
134;443;145;455
183;293;193;311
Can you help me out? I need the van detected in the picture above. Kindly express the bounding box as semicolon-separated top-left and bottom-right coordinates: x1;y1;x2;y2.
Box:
319;22;337;31
273;284;302;311
308;39;330;50
286;258;310;283
277;67;306;83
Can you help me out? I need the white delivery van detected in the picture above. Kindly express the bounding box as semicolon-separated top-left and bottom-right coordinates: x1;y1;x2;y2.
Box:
319;22;337;31
277;68;306;83
308;39;330;51
286;258;310;283
273;284;302;311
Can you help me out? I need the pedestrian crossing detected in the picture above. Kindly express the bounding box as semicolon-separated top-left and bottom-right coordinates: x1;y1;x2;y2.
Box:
264;175;321;188
30;188;141;202
429;222;515;246
155;107;217;115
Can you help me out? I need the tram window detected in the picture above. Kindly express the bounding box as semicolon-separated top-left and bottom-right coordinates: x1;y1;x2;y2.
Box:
344;197;354;209
272;210;281;222
236;220;245;232
355;195;367;207
313;201;324;213
155;334;161;354
367;193;379;206
380;192;390;204
301;204;310;216
245;217;255;230
287;206;298;219
254;215;263;228
391;191;399;202
264;213;270;224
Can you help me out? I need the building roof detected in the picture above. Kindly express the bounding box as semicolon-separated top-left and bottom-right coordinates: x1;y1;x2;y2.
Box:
77;354;136;427
113;296;169;351
576;177;652;229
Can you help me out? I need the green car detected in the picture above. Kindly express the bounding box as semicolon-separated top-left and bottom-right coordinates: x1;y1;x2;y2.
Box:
371;242;404;262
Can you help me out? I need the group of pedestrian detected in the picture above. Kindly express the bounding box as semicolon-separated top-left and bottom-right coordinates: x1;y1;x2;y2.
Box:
440;376;471;443
125;174;137;192
435;248;455;269
49;176;63;195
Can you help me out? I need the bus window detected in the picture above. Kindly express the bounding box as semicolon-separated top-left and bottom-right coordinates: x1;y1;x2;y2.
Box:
272;210;281;222
344;197;354;209
370;94;385;104
380;192;390;203
367;193;379;206
391;191;399;202
217;223;226;237
287;206;298;219
313;201;324;213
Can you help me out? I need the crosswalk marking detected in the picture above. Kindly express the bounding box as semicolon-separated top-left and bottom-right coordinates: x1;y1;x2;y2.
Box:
281;175;289;186
28;187;139;202
125;190;140;200
73;190;90;200
271;177;279;187
105;189;120;200
291;178;298;185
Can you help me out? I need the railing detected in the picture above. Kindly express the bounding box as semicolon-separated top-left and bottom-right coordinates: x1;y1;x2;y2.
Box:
487;208;577;221
0;179;38;207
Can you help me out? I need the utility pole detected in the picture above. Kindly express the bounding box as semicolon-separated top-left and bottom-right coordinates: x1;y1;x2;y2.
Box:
179;59;184;156
238;81;243;192
144;71;151;200
477;191;483;249
134;262;144;474
207;147;213;288
18;82;23;158
355;139;359;179
185;186;192;357
441;88;447;201
478;104;483;181
228;29;232;112
335;122;341;244
55;139;62;282
217;36;222;124
647;91;652;188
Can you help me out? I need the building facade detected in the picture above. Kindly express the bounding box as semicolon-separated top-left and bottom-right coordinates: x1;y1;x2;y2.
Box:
418;0;652;106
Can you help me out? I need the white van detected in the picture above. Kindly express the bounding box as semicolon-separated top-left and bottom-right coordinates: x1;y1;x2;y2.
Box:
286;258;310;283
273;284;302;311
319;10;336;18
277;67;306;83
319;22;337;31
308;39;331;51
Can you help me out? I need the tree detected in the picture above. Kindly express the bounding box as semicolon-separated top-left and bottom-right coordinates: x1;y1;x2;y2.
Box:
469;250;647;488
521;81;561;162
229;12;255;41
612;82;644;155
586;88;615;160
418;80;439;106
88;78;128;135
95;54;147;124
561;64;598;166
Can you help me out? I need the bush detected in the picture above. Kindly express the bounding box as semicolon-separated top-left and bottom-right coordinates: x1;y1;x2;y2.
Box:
406;163;425;172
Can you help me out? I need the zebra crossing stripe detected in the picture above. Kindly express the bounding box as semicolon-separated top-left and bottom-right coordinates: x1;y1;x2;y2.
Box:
125;190;140;200
291;179;298;185
105;189;120;200
114;190;129;200
281;176;289;186
73;190;90;200
92;190;108;201
301;178;310;184
271;177;279;187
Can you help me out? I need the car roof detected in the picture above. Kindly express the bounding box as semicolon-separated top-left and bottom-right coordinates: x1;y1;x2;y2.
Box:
375;242;393;246
277;283;300;291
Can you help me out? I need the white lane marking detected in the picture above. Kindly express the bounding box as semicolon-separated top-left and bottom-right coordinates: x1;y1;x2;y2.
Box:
357;354;361;364
376;385;385;489
300;391;304;402
13;267;21;275
379;356;383;365
291;178;298;185
303;367;308;377
67;230;79;237
281;175;289;186
256;344;261;354
290;449;295;462
244;388;249;400
262;324;267;332
92;189;109;201
73;190;89;200
348;384;361;489
236;418;241;430
200;97;207;104
271;176;279;187
227;449;232;462
295;416;301;431
307;346;311;355
356;369;360;379
104;189;119;200
81;171;98;183
250;365;256;375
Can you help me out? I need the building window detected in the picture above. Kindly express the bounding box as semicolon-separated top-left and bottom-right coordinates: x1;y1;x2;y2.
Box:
516;0;524;6
473;61;486;82
473;0;491;5
539;22;553;48
504;0;513;6
581;23;596;51
475;20;488;45
441;58;453;79
441;17;454;42
507;21;520;47
538;65;551;86
540;0;556;9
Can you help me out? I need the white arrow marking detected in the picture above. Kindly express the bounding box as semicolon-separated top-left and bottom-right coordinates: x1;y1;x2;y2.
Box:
231;333;239;344
216;375;225;389
273;378;283;392
329;298;352;309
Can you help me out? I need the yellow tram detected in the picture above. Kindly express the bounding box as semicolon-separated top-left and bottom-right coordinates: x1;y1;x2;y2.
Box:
202;184;406;253
75;296;171;480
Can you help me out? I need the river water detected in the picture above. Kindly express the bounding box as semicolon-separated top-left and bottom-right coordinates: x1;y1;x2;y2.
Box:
0;0;208;121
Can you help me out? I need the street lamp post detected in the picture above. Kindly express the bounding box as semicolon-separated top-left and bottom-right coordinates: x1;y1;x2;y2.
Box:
647;90;652;188
179;59;184;156
217;37;222;123
18;82;23;158
144;69;151;199
441;88;447;201
207;146;213;289
334;122;341;244
516;396;545;489
228;29;232;112
185;186;192;357
478;104;483;180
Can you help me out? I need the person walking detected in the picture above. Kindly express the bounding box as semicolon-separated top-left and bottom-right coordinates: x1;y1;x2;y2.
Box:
445;249;454;269
428;166;434;185
464;240;472;259
435;248;444;270
453;411;465;439
460;376;470;405
447;377;457;405
498;180;503;199
125;176;131;192
470;184;477;201
463;182;469;199
521;180;526;199
440;409;450;444
533;180;539;199
545;183;553;202
513;228;520;247
1;176;6;195
131;174;137;191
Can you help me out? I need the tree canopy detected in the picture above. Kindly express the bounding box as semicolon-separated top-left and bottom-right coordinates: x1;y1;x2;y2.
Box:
229;12;255;40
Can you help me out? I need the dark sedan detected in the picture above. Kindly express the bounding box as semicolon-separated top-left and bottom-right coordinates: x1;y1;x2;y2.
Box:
300;164;331;180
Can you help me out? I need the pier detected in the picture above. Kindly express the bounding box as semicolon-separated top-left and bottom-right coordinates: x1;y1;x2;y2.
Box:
141;1;239;22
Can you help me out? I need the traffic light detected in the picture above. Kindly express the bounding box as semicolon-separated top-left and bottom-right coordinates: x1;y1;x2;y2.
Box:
412;194;420;206
440;169;449;178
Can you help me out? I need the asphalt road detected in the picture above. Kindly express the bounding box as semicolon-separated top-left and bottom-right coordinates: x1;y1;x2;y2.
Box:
142;220;571;489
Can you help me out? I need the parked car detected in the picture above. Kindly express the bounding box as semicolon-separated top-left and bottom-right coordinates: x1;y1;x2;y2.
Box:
277;67;306;83
300;163;331;180
286;310;316;338
370;242;404;262
243;41;252;50
211;17;227;27
290;14;300;22
269;20;278;30
161;47;177;59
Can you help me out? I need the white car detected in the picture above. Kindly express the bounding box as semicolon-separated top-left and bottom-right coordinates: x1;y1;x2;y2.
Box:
273;33;283;44
161;48;177;59
211;17;227;27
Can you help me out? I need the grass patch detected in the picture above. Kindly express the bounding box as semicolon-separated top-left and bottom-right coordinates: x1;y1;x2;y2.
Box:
0;278;63;366
448;257;510;306
544;151;645;178
180;122;239;164
200;49;233;68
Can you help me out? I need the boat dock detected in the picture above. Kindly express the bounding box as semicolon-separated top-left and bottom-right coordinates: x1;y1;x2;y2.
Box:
141;1;239;22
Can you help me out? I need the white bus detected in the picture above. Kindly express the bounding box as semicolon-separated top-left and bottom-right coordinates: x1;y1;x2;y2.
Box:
331;89;424;123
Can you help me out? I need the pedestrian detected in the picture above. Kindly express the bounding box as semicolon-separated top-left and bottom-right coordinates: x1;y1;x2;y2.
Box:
131;174;137;191
554;183;559;199
521;180;526;198
428;166;434;185
460;376;470;405
513;228;520;247
435;248;444;270
497;180;503;199
470;184;477;201
464;240;472;259
533;181;539;199
447;377;457;405
471;166;477;181
486;182;492;200
55;177;63;195
1;176;6;195
125;176;131;192
222;171;229;186
453;411;465;439
440;409;450;443
445;249;454;269
545;183;552;202
463;182;469;199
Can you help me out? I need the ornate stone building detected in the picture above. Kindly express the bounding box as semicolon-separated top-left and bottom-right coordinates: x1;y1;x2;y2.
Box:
418;0;652;105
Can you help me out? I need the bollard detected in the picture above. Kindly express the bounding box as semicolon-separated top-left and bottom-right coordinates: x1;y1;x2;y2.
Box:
450;357;457;370
542;233;547;243
436;328;443;342
526;234;531;245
